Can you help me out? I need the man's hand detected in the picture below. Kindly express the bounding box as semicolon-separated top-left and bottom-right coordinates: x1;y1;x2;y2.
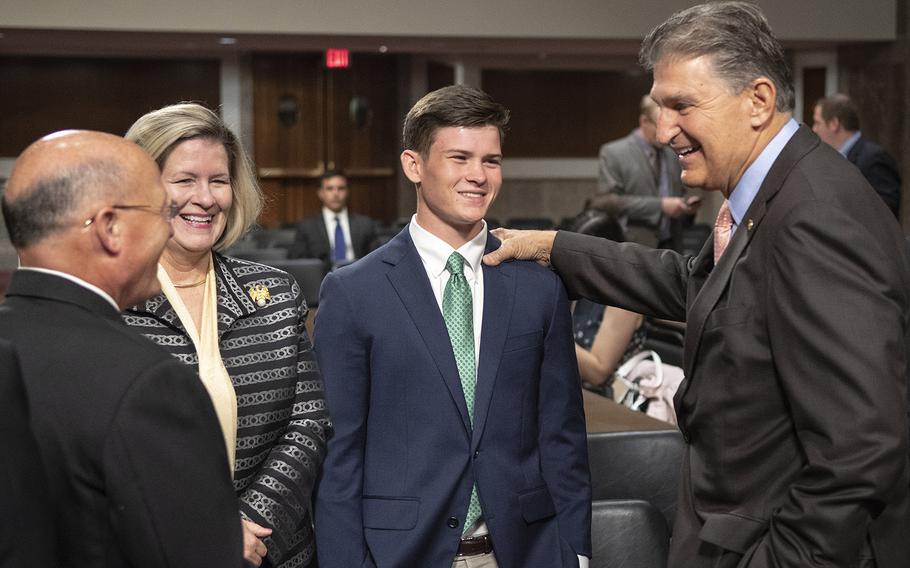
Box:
661;196;700;218
241;518;272;567
483;229;557;267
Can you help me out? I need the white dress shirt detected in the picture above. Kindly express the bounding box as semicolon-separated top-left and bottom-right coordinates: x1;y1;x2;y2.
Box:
322;207;355;261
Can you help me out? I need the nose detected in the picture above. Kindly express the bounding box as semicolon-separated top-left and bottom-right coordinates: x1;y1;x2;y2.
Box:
655;107;679;146
191;181;217;208
465;158;487;185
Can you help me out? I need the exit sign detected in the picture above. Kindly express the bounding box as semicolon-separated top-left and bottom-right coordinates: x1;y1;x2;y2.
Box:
326;49;350;68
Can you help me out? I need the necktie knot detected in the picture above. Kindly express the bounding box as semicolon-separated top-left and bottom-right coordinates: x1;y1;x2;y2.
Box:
713;200;733;264
445;252;466;277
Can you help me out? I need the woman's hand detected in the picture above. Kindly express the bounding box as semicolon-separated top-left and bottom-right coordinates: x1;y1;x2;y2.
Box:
241;518;272;567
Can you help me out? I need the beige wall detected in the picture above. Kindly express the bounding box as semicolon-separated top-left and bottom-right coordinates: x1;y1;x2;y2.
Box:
2;1;897;41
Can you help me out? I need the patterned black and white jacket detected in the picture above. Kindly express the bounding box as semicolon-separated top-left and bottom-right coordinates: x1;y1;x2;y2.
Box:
125;253;330;568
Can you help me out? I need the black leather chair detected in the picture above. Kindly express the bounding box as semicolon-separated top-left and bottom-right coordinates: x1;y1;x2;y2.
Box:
590;499;669;568
267;258;326;309
229;247;289;264
642;320;685;367
587;429;685;531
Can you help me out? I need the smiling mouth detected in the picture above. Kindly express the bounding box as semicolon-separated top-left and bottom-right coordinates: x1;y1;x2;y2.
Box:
180;214;213;224
458;190;487;199
675;145;701;158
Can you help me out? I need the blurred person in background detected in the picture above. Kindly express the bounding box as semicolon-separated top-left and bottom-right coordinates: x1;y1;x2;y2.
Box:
813;93;901;217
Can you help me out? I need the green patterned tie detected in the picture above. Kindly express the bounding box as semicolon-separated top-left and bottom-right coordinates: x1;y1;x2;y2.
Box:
442;252;482;534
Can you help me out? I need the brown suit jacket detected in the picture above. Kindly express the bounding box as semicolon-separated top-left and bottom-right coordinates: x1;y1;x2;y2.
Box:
553;125;910;567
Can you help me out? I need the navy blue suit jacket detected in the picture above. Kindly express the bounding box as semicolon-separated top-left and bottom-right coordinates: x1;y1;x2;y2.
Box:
313;228;591;568
847;136;901;217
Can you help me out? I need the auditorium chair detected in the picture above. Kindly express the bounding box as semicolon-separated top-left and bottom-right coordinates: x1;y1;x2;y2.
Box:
587;429;685;532
266;258;326;309
590;499;669;568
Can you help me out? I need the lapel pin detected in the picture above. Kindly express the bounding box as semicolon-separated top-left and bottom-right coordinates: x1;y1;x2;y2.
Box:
747;219;754;231
249;284;271;307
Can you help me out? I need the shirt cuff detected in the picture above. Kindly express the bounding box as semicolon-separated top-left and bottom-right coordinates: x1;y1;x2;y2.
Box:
578;554;590;568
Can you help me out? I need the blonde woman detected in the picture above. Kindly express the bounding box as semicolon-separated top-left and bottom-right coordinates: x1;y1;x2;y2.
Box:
123;103;329;568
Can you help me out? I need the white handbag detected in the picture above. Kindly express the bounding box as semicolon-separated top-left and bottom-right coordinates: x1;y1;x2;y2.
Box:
614;350;684;426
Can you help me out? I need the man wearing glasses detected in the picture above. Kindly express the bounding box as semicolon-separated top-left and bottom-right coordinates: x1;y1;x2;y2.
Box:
0;130;244;567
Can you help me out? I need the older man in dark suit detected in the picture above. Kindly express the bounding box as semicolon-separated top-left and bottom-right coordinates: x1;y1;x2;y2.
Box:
291;170;379;267
0;130;243;567
485;3;910;567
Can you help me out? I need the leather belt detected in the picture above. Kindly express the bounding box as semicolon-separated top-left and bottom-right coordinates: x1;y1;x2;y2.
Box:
456;534;493;557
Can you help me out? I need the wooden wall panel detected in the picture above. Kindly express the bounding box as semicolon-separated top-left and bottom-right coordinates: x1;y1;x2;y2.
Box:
327;53;400;172
428;61;455;92
802;67;827;124
0;56;220;156
253;53;400;227
253;54;324;170
482;68;652;158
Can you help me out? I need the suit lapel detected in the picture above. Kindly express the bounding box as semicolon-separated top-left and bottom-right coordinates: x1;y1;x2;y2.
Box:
678;126;818;401
213;255;257;340
471;236;515;450
316;217;332;258
384;230;472;436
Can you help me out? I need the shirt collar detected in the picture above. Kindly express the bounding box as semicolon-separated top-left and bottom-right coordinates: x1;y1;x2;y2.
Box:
408;214;487;281
727;118;799;226
322;207;348;224
18;266;120;310
838;131;861;156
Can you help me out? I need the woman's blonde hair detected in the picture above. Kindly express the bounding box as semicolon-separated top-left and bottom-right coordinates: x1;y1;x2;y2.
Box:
125;102;263;251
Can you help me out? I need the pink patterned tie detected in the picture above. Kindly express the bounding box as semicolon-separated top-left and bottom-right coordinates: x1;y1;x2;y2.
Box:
713;200;733;264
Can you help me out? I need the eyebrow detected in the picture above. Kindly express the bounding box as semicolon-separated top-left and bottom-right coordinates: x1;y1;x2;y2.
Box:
443;148;503;159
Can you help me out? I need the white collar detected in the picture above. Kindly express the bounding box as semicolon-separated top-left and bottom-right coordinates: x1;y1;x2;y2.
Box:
408;215;486;280
17;266;120;310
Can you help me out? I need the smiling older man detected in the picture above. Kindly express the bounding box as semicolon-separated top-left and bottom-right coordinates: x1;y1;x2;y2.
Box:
484;3;910;567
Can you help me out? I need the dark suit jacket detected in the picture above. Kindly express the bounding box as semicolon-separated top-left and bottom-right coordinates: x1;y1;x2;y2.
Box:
847;135;902;217
553;126;910;568
594;131;688;248
0;339;54;568
292;211;378;264
313;229;591;568
0;270;243;568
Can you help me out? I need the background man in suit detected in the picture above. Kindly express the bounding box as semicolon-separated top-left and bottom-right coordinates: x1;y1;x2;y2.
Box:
0;339;54;568
485;3;910;567
291;169;378;266
813;93;902;217
0;130;244;567
314;85;591;568
588;94;701;249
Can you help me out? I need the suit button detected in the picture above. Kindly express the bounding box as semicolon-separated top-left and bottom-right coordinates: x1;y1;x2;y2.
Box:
447;516;459;528
473;450;480;459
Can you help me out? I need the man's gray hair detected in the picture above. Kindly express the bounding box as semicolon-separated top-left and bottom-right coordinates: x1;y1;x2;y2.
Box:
639;1;794;112
2;160;123;248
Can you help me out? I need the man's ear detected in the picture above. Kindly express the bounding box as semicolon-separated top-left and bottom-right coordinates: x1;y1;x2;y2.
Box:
90;208;122;256
748;76;777;128
830;117;843;133
400;149;422;184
